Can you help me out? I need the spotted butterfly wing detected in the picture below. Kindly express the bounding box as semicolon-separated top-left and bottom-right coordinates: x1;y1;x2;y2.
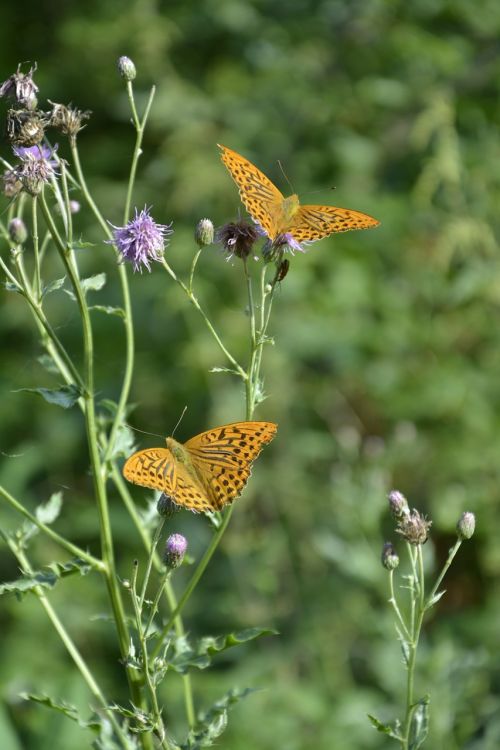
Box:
218;144;284;239
123;421;277;512
219;144;379;242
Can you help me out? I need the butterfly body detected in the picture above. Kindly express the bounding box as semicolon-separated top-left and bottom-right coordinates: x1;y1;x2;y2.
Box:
123;421;277;512
219;144;379;243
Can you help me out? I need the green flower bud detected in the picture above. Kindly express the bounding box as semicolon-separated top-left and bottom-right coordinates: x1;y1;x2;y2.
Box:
381;541;399;570
118;56;137;81
195;218;214;247
8;217;28;245
456;511;475;540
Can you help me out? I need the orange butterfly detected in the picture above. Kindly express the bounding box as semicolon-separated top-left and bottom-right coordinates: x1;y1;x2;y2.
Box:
219;144;379;245
123;421;277;512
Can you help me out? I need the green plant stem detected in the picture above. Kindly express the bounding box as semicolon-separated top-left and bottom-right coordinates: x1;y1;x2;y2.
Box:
7;540;131;749
0;484;103;570
69;142;136;469
388;569;410;640
140;518;167;609
427;539;462;603
111;465;195;728
401;545;426;748
31;196;41;300
151;504;235;661
123;84;156;222
130;563;172;750
162;258;247;380
38;192;149;736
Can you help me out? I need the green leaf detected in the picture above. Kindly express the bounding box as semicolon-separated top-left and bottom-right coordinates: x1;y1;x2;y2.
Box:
14;384;81;408
367;715;402;740
409;696;429;750
42;277;65;297
4;280;23;294
168;627;277;674
181;688;257;749
89;305;125;318
20;692;101;731
81;273;106;293
0;558;92;596
36;491;63;525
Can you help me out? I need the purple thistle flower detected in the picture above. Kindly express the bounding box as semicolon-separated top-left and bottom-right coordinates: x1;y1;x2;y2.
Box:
14;145;57;195
162;533;187;570
13;144;58;168
108;207;173;273
262;232;305;260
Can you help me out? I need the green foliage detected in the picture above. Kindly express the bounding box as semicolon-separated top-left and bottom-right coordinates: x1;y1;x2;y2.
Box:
1;1;500;749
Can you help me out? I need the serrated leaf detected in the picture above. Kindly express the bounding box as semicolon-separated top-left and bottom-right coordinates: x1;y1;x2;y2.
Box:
42;277;65;297
169;627;277;674
81;273;106;293
14;384;81;408
89;305;125;318
181;688;257;750
37;354;60;375
20;693;101;730
0;558;92;596
107;702;155;734
409;696;429;749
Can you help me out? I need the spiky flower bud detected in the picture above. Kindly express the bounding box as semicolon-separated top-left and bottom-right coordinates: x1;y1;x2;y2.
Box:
8;218;28;245
6;108;47;147
48;101;91;140
195;218;214;247
456;511;475;541
388;489;410;520
162;533;187;570
216;220;258;260
381;541;399;570
2;169;22;198
118;56;137;81
396;509;432;546
157;493;180;518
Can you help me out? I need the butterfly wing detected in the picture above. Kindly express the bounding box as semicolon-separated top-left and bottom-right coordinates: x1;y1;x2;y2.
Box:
287;204;380;242
123;447;212;512
185;421;277;510
219;144;284;240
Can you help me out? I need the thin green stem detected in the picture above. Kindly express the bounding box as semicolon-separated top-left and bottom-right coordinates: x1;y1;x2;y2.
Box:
38;191;146;721
0;484;104;570
7;540;131;749
151;504;235;660
427;539;461;605
123;84;156;223
140;519;167;609
162;257;246;379
388;569;410;640
130;564;172;750
31;196;41;300
401;544;426;747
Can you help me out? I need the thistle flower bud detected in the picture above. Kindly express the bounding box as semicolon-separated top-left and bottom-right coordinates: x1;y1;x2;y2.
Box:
157;493;180;518
118;56;137;81
6;108;47;147
396;509;432;546
162;533;187;570
456;511;475;541
388;489;410;520
216;220;258;260
2;169;22;198
195;218;214;247
8;218;28;245
381;541;399;570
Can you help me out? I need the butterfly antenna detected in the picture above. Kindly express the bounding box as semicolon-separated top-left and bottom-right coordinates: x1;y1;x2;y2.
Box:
127;423;165;440
171;406;188;438
277;159;295;195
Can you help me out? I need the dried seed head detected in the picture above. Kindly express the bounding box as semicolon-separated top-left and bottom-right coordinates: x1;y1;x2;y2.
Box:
48;101;91;140
396;509;432;546
6;108;48;146
216;220;258;259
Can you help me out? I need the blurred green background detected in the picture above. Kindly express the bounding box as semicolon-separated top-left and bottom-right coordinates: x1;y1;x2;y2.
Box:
1;0;500;748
